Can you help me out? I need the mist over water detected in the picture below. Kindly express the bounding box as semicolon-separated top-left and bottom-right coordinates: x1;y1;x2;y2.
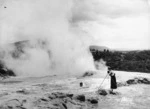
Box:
0;0;98;77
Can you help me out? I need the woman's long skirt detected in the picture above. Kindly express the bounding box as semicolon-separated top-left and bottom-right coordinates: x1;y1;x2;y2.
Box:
111;75;117;89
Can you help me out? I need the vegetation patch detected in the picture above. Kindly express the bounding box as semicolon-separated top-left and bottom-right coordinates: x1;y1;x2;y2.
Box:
90;49;150;73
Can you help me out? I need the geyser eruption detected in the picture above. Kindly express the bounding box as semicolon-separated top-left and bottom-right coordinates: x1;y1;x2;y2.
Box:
0;0;96;77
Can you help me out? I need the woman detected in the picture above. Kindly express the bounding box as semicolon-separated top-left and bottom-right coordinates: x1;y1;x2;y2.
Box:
107;68;117;93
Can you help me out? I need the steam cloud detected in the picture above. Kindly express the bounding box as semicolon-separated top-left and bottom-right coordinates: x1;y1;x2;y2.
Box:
0;0;97;77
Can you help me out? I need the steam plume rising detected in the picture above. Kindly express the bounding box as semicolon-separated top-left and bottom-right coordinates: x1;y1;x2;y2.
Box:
0;0;95;77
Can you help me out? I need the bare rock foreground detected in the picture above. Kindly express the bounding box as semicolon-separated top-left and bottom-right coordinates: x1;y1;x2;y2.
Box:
0;71;150;109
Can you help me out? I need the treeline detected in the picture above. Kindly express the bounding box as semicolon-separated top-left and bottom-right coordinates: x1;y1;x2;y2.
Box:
91;50;150;73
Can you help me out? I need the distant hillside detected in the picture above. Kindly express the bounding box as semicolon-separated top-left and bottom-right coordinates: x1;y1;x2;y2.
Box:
89;45;109;52
90;46;150;73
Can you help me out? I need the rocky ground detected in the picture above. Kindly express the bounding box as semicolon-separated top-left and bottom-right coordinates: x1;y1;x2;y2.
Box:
0;71;150;109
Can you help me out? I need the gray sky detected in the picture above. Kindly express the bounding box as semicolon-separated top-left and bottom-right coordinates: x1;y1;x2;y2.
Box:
0;0;150;50
72;0;150;50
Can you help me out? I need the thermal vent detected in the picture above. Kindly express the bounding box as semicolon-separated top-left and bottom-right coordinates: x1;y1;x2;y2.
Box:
0;0;99;77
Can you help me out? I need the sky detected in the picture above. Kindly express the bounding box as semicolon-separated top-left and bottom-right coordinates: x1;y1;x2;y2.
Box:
0;0;150;50
72;0;150;50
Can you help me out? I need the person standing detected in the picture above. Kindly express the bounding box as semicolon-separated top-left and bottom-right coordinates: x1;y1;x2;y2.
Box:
107;68;117;93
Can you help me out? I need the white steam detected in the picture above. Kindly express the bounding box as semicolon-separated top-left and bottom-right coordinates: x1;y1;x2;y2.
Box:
0;0;96;77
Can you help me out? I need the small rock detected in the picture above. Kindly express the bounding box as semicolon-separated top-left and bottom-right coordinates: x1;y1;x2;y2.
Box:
76;95;85;102
109;91;120;95
52;92;67;99
82;71;96;77
48;94;56;100
16;89;29;95
98;89;108;96
139;78;150;84
67;94;74;98
126;77;150;85
40;98;48;102
88;98;98;104
126;79;137;84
